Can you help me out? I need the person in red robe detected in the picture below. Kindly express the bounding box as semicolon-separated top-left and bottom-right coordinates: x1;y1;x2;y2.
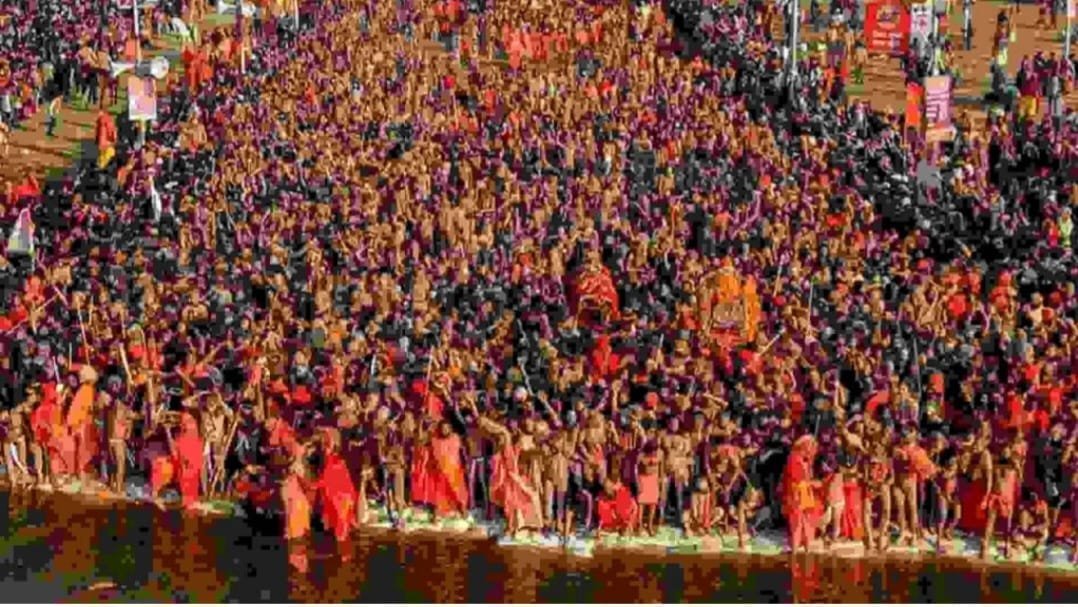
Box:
170;412;206;508
588;335;620;382
150;411;204;509
572;260;621;322
30;382;63;483
316;427;355;544
596;478;638;534
412;378;445;421
94;111;117;169
426;420;468;520
840;458;864;541
410;421;433;508
782;434;820;552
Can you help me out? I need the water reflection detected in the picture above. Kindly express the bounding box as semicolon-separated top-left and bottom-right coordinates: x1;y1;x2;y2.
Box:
0;491;1075;602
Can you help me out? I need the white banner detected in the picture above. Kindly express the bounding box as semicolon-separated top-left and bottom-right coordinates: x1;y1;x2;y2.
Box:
909;2;933;56
127;76;158;122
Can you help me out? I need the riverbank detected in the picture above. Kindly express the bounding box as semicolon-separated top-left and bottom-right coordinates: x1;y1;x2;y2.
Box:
4;472;1077;580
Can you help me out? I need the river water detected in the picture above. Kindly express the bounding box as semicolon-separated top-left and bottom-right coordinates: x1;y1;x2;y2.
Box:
0;490;1074;603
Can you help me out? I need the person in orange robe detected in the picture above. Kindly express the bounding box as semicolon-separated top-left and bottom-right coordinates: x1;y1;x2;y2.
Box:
282;458;312;542
66;366;99;480
489;432;541;535
426;420;468;519
94;110;117;169
782;435;820;552
316;428;355;543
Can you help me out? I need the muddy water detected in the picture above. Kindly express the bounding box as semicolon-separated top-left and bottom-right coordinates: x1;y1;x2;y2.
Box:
0;490;1075;603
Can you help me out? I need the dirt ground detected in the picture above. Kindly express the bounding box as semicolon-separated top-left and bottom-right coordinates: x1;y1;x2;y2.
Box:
844;0;1078;119
0;12;236;188
1;2;1074;190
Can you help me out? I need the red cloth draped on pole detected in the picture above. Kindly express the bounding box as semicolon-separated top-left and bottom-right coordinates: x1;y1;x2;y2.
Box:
427;430;468;517
571;264;620;320
317;444;356;542
782;435;822;550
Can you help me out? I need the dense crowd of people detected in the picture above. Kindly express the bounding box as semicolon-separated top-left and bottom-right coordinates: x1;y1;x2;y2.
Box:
1;0;1078;568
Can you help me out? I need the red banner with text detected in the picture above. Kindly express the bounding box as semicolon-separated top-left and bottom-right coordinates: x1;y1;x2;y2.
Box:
864;0;911;56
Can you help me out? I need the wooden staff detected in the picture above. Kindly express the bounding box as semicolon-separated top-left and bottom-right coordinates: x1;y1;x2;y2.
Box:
209;413;242;496
1;294;59;335
51;284;69;307
758;328;786;357
76;307;90;363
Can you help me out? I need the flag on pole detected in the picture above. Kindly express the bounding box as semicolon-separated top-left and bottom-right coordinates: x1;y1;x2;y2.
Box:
7;208;34;257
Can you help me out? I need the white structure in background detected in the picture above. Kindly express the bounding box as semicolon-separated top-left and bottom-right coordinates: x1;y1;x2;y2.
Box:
217;1;259;18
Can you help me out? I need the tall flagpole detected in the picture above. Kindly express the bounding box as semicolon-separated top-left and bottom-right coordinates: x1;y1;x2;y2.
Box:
788;0;799;102
133;0;142;63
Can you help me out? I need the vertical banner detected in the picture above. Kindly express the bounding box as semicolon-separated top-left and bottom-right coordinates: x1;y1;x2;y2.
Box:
864;0;911;56
1069;0;1076;18
924;75;955;143
127;76;158;121
6;208;35;257
909;1;933;56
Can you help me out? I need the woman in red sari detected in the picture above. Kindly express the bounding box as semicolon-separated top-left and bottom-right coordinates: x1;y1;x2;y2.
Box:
782;434;820;552
426;420;468;521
